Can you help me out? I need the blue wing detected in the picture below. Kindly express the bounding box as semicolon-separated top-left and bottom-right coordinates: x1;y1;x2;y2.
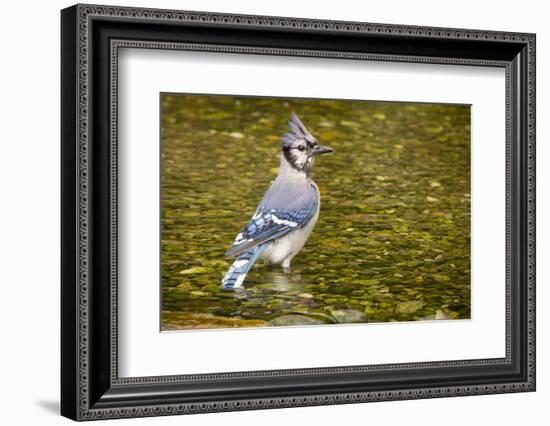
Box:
226;202;317;258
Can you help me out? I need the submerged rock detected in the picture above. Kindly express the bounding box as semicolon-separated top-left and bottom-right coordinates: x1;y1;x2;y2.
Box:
269;315;325;326
435;309;448;320
178;266;210;275
297;293;314;299
395;300;424;314
330;309;365;323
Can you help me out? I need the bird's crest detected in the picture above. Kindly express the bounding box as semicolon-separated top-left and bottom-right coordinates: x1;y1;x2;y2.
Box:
281;113;316;149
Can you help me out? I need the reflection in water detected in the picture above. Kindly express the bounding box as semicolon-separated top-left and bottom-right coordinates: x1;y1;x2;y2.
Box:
232;269;341;326
229;270;297;298
160;95;471;330
258;270;295;292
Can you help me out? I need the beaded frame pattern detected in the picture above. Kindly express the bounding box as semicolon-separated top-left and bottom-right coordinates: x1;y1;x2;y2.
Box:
73;4;535;420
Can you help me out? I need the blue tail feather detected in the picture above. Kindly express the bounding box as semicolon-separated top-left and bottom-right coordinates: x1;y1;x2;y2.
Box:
221;245;266;290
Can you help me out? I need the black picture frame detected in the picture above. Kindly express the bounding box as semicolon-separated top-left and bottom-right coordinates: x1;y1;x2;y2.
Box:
61;3;536;421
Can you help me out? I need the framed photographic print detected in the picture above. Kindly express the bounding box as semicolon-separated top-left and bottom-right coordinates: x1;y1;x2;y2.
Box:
61;3;536;421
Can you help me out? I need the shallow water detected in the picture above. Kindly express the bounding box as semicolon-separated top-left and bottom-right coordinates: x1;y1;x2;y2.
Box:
161;94;471;330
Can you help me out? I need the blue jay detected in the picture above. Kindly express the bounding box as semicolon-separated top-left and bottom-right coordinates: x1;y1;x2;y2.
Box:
222;113;334;290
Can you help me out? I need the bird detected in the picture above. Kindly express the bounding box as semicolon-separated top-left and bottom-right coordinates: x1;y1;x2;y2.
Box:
221;113;334;290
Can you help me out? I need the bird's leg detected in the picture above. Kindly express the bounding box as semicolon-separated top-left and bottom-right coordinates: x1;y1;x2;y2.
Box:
282;257;292;273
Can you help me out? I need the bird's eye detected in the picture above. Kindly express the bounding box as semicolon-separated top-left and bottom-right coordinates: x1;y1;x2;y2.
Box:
298;146;305;151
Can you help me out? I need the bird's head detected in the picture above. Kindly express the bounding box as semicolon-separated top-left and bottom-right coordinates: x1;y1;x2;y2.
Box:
280;113;334;174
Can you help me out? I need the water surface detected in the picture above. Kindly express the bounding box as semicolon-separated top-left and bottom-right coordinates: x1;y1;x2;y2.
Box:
161;94;471;330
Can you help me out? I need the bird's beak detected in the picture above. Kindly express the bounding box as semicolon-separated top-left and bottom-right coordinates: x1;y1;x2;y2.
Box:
311;145;334;156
